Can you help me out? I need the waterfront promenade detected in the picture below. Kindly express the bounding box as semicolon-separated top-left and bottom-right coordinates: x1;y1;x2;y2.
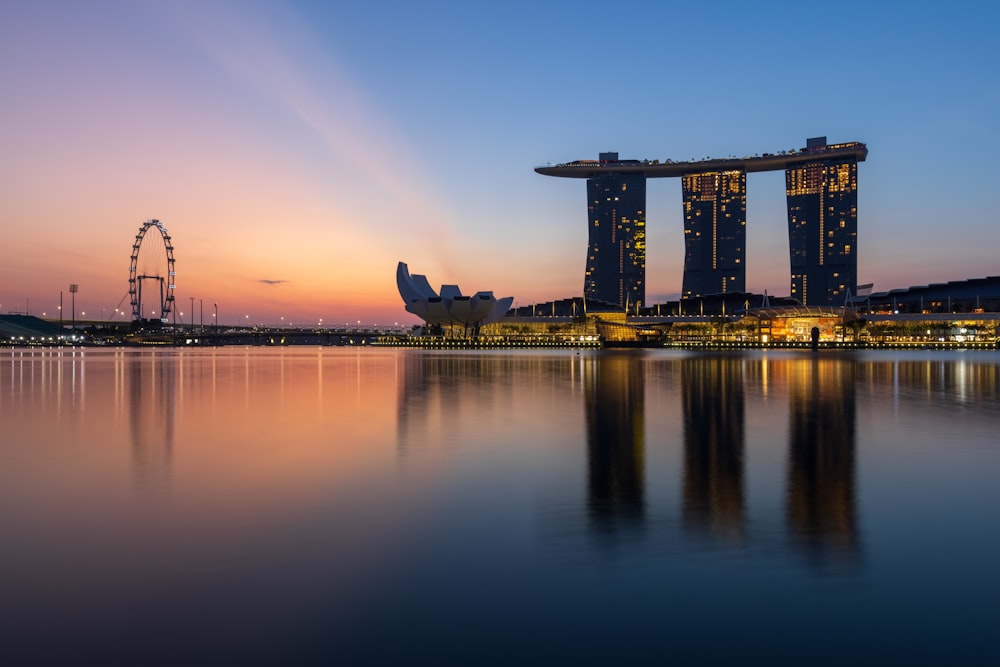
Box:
4;313;999;349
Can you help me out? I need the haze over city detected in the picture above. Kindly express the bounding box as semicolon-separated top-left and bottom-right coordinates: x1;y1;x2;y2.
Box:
2;0;997;325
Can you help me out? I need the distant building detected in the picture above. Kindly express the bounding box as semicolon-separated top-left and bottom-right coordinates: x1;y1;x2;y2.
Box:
682;170;746;298
785;137;860;306
861;276;1000;314
535;138;867;305
584;153;646;309
396;262;513;333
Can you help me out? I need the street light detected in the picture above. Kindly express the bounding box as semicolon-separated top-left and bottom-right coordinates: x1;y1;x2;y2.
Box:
69;284;78;330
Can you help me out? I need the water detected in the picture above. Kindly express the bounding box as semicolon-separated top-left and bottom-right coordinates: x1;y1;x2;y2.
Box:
2;347;998;665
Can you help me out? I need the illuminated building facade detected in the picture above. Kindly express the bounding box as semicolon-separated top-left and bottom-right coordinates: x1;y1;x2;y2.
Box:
536;138;866;307
785;137;859;306
681;170;746;298
584;153;646;308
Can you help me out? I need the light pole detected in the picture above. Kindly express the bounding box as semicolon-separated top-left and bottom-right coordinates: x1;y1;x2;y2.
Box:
214;303;218;329
191;297;195;329
69;284;78;330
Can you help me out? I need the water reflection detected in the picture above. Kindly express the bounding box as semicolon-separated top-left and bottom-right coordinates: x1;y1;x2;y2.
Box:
394;352;571;457
681;356;745;540
3;349;1000;664
584;353;645;533
125;352;176;500
786;358;858;564
574;352;860;562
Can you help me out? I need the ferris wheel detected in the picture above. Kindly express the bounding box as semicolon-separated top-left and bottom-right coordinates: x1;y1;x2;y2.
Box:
128;219;176;323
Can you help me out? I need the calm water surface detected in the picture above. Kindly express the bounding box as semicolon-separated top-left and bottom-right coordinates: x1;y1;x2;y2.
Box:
2;347;998;665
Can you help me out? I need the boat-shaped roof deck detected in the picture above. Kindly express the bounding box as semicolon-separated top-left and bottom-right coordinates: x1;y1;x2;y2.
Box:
535;142;867;179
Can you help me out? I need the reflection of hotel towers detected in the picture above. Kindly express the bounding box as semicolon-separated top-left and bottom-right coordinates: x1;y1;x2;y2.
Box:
681;356;745;538
786;360;858;560
536;137;866;307
584;354;645;528
125;353;175;499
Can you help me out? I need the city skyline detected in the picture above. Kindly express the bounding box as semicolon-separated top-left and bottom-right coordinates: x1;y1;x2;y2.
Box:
2;1;998;324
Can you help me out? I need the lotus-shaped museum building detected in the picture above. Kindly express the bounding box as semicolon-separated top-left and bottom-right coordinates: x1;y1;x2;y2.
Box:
396;262;513;329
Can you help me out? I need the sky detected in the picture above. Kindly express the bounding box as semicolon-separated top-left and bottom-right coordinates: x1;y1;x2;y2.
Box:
1;0;998;326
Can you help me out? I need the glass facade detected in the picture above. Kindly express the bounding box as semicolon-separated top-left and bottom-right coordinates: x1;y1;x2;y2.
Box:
681;170;746;298
785;157;858;306
584;172;646;309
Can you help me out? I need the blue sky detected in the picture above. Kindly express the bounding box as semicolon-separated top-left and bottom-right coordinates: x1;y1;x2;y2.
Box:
1;0;997;323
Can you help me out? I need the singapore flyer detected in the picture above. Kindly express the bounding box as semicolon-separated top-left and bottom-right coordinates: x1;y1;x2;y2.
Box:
128;219;176;325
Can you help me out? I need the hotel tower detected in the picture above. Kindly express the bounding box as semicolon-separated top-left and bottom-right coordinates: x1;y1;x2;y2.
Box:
536;137;866;309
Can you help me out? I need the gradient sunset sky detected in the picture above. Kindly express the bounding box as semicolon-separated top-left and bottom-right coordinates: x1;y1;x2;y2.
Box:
2;1;997;325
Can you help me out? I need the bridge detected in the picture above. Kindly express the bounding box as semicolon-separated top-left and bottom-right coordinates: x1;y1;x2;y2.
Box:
131;326;388;346
0;315;395;346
